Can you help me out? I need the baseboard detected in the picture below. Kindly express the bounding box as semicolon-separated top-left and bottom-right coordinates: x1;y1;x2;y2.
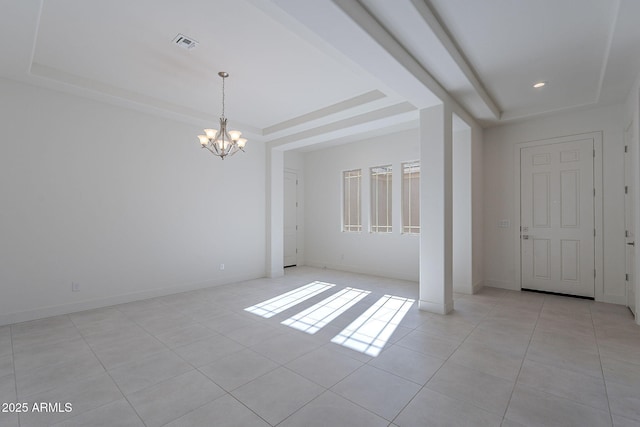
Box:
485;279;518;291
595;294;627;305
472;280;484;294
304;260;418;283
0;269;265;326
419;299;454;314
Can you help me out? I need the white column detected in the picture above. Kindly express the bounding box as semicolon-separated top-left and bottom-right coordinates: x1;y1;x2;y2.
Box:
267;147;284;278
453;126;473;294
419;104;454;314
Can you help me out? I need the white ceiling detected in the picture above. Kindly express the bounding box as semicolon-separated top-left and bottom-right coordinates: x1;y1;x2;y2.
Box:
2;0;640;150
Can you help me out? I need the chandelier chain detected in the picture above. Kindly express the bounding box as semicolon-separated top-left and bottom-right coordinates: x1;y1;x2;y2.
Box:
221;74;225;118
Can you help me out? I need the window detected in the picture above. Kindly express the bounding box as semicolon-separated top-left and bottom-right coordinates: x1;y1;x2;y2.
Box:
370;165;392;233
343;169;362;232
402;161;420;233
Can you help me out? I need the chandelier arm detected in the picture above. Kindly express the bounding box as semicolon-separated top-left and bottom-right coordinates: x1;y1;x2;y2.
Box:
197;71;245;161
203;144;217;156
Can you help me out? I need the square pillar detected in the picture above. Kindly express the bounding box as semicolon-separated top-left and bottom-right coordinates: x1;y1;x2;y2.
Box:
419;104;454;314
452;125;473;294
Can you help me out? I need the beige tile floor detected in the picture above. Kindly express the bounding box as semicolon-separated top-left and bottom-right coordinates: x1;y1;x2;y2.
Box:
1;266;639;426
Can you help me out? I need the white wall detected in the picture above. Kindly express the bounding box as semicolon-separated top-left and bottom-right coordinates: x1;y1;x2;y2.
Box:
0;78;266;325
483;104;626;303
304;129;420;281
284;150;305;266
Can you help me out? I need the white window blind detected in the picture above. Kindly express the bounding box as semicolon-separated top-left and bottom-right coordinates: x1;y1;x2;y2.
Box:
343;169;362;232
402;161;420;234
370;165;392;233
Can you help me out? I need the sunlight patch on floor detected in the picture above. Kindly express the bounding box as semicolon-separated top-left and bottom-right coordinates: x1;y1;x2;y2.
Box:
244;281;335;318
281;287;370;334
331;295;414;356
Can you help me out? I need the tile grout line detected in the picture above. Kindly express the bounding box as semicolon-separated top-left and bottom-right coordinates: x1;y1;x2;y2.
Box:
269;287;423;425
388;292;504;425
337;294;429;424
172;276;316;427
499;294;544;424
6;271;636;426
105;294;280;426
590;304;615;426
69;313;149;427
117;286;290;427
192;353;280;426
270;377;330;426
519;300;618;413
71;305;238;425
218;276;352;427
116;302;266;427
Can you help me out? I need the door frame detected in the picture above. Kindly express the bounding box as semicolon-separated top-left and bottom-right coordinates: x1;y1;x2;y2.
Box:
624;120;636;313
513;132;604;300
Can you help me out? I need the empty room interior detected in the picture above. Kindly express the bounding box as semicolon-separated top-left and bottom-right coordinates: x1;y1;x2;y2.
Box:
2;0;640;426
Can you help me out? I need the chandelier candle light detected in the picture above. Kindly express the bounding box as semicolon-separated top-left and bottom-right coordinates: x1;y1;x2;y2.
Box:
198;71;247;159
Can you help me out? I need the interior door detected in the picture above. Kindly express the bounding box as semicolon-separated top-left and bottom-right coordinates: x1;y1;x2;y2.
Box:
520;138;595;297
624;121;636;315
284;171;298;268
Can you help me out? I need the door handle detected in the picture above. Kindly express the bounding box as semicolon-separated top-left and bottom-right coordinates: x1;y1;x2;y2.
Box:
522;235;529;240
627;242;635;246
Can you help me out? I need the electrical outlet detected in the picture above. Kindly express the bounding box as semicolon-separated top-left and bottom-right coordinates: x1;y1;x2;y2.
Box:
71;282;80;292
220;263;225;271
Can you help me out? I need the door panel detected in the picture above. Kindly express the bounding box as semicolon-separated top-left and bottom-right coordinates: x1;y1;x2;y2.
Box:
560;170;579;227
532;173;550;227
521;138;595;297
560;240;579;281
533;239;550;279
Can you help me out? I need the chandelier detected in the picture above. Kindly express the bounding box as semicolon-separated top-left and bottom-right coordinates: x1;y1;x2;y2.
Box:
198;71;247;160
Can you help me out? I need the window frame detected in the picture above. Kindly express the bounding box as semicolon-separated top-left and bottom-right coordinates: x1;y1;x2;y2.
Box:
370;164;393;233
342;168;362;232
401;161;420;234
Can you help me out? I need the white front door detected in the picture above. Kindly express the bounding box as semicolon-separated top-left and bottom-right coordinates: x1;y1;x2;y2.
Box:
284;171;298;268
624;121;636;315
520;138;595;297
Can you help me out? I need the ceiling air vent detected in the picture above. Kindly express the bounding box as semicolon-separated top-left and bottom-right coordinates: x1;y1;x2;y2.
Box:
172;34;198;50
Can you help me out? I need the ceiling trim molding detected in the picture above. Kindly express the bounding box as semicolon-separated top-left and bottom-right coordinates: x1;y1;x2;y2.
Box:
409;0;501;119
263;90;386;135
293;118;419;153
497;99;609;126
29;62;262;135
268;101;416;148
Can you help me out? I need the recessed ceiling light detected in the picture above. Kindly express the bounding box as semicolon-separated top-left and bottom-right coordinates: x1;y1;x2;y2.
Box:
533;81;546;88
